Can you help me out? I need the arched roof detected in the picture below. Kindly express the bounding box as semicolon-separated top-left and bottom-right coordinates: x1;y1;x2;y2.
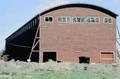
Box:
40;3;118;18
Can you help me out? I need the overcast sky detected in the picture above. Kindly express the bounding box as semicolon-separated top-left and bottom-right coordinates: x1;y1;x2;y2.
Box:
0;0;120;51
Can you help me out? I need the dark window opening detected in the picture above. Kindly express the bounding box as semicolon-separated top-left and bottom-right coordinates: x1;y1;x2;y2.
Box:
101;52;113;54
45;17;53;22
79;57;90;64
43;52;56;62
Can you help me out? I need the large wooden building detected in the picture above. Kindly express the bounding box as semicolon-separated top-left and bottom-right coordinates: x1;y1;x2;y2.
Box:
5;4;118;64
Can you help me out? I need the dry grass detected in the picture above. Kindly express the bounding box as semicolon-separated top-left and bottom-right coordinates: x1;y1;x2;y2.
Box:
0;60;120;79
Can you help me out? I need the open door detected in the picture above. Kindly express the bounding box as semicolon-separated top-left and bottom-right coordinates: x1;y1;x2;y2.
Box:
43;52;56;62
79;56;90;64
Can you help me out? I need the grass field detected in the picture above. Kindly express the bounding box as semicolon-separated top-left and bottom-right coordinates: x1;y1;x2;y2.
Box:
0;60;120;79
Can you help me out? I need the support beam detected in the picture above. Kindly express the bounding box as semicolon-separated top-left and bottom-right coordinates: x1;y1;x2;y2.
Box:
28;25;40;62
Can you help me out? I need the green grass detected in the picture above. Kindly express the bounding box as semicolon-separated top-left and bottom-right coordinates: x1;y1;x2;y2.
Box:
0;60;120;79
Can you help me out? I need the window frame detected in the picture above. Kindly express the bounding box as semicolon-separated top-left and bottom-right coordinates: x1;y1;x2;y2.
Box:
100;51;114;62
44;16;53;23
103;17;112;24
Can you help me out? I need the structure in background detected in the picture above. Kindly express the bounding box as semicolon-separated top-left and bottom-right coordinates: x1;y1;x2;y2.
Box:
5;4;118;64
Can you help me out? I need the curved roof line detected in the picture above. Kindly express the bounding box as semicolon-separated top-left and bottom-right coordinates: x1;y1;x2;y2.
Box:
40;3;118;18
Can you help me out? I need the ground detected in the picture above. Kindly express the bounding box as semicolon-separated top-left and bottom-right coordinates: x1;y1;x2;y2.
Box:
0;60;120;79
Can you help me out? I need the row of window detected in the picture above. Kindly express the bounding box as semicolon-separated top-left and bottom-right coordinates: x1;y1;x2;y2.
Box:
45;16;112;24
58;17;100;23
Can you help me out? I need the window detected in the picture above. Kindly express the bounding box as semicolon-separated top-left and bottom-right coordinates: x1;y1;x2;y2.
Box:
58;16;70;23
86;17;100;23
104;17;112;24
45;16;53;23
58;16;100;24
100;52;113;64
79;57;90;64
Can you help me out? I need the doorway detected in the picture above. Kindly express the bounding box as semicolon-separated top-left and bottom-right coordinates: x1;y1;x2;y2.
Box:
79;56;90;64
43;52;56;62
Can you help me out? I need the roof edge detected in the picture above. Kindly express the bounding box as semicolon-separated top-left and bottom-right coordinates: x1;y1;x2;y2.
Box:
40;3;118;18
6;14;40;42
